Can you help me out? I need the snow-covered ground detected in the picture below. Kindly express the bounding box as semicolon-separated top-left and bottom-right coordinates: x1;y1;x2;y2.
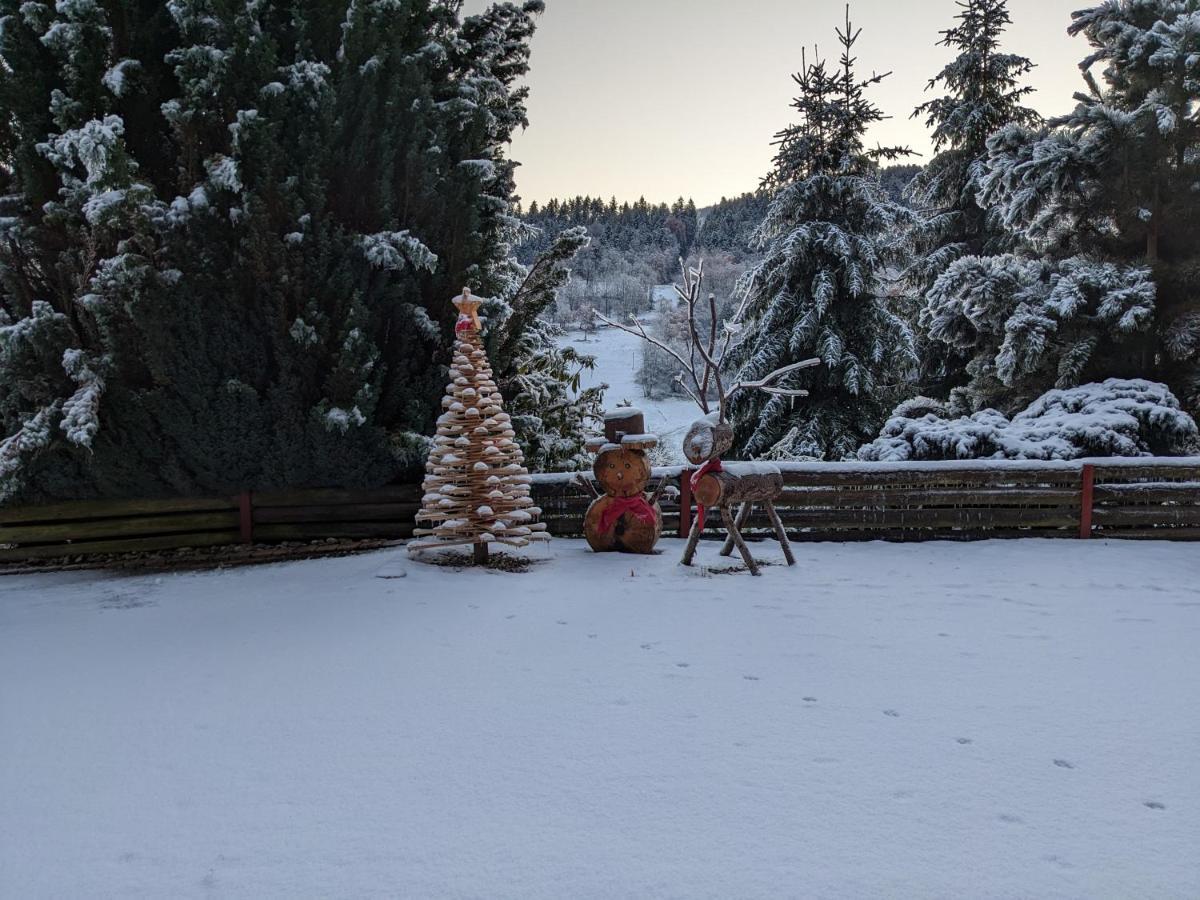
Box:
562;323;700;460
3;539;1198;898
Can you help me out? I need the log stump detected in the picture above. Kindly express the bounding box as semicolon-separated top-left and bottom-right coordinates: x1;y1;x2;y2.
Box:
584;495;663;554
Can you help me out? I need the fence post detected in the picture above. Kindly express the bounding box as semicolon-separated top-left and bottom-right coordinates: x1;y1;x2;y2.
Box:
239;490;254;543
678;469;692;538
1078;464;1095;539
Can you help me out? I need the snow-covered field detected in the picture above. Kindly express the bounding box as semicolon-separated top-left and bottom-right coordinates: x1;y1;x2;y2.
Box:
562;323;699;460
3;539;1198;898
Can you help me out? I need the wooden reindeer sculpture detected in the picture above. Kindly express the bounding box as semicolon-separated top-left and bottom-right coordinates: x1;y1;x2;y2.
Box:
596;260;818;575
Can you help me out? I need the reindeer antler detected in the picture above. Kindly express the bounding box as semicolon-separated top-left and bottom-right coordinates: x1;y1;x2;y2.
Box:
594;259;820;425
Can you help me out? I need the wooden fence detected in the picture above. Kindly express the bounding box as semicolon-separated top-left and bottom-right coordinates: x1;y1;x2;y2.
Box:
536;458;1200;542
0;485;420;564
1;459;1196;564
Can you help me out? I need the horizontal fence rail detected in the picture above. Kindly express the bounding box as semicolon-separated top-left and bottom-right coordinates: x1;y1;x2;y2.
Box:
1;460;1196;564
0;485;420;564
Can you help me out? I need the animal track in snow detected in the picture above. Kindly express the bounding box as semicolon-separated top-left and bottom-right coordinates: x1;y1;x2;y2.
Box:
675;662;690;668
803;697;817;702
98;591;156;611
1053;759;1075;769
956;737;973;745
555;620;568;625
883;709;901;718
1144;801;1166;810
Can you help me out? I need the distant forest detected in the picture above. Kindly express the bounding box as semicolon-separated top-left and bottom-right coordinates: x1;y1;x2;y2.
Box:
517;163;924;324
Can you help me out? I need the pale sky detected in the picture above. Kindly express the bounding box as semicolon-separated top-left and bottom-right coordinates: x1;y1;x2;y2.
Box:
461;0;1091;206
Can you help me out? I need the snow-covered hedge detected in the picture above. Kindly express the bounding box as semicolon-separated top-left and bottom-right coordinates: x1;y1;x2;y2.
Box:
858;379;1199;462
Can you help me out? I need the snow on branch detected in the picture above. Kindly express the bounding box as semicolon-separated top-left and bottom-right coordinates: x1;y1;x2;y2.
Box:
594;257;819;424
858;379;1199;462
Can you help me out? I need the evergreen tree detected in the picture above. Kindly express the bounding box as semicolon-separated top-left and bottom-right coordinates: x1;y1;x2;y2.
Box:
907;0;1039;396
726;10;917;460
0;0;549;503
485;226;605;472
926;0;1200;419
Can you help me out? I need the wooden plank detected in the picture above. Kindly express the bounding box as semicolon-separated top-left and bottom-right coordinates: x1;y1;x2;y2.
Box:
0;495;236;525
252;503;420;525
777;528;1075;543
252;485;420;507
773;507;1079;529
1092;508;1200;525
1079;464;1094;539
777;487;1082;507
1089;527;1200;540
0;511;240;545
240;491;254;544
0;530;240;562
1094;486;1200;504
1092;464;1200;483
781;468;1081;488
252;522;415;541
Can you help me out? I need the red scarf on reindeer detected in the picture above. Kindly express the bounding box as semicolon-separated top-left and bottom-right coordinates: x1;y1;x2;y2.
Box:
689;458;723;531
598;495;658;533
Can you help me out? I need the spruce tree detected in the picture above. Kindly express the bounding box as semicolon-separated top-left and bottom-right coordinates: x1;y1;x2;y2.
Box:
906;0;1039;396
925;0;1200;420
485;226;605;472
726;10;917;460
0;0;551;503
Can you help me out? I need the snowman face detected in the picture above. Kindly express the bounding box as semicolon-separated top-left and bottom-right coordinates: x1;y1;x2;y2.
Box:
593;447;651;498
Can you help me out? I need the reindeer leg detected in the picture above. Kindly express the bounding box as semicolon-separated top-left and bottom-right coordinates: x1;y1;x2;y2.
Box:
681;516;704;567
765;500;795;566
720;501;753;557
721;504;760;576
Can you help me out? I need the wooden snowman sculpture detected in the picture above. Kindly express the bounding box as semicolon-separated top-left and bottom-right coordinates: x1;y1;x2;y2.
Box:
582;409;663;554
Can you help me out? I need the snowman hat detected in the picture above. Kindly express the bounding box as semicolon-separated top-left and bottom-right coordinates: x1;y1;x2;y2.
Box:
585;407;658;453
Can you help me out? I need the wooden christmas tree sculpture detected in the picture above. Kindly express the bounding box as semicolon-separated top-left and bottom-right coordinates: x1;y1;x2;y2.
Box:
579;409;664;554
409;289;546;564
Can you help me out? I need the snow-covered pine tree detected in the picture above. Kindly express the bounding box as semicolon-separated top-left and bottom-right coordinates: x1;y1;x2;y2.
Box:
966;0;1200;419
725;10;917;460
484;226;606;472
906;0;1040;395
0;0;548;503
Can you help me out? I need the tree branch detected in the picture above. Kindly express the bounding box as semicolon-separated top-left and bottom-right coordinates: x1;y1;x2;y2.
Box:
728;357;821;401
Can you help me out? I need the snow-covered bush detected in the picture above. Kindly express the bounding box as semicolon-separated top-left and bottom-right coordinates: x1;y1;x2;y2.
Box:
858;379;1198;461
923;254;1158;414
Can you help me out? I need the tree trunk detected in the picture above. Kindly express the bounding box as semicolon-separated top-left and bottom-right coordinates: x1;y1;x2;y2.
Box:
693;468;784;508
